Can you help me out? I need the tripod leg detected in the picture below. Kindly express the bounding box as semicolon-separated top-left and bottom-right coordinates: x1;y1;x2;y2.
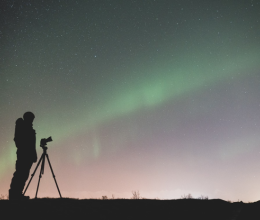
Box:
46;154;62;198
23;153;44;195
41;152;45;175
35;154;45;198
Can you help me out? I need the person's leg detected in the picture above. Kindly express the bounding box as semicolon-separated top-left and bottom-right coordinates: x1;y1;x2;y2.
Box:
9;159;22;198
20;160;33;192
9;159;33;199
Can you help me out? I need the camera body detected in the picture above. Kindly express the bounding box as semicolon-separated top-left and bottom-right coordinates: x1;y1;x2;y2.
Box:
40;136;53;147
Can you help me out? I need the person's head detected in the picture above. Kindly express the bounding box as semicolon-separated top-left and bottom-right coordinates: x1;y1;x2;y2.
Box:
23;111;35;124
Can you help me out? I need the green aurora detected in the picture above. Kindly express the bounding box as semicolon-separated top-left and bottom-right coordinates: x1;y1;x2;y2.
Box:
1;47;259;178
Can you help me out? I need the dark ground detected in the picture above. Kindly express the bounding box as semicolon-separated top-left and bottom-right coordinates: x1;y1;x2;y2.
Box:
0;198;257;220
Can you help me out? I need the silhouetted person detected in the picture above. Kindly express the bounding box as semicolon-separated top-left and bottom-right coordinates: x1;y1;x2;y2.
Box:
9;112;37;200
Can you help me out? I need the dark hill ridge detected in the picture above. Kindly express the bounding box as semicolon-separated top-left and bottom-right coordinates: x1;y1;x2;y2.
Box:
0;198;252;219
236;200;260;220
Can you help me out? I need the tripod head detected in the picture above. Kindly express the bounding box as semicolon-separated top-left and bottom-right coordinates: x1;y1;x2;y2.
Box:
40;136;53;149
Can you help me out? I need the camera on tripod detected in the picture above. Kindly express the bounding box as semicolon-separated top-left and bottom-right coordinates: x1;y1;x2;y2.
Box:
23;135;62;198
40;136;52;147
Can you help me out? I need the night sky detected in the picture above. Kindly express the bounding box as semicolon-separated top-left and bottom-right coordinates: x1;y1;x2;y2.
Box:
1;0;260;201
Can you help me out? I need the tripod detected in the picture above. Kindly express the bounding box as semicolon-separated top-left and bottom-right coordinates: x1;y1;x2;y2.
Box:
23;144;62;198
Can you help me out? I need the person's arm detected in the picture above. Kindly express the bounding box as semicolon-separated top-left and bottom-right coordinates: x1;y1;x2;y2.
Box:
13;118;25;148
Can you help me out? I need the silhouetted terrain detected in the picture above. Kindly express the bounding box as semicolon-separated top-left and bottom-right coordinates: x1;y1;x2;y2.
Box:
236;200;260;220
0;198;254;219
